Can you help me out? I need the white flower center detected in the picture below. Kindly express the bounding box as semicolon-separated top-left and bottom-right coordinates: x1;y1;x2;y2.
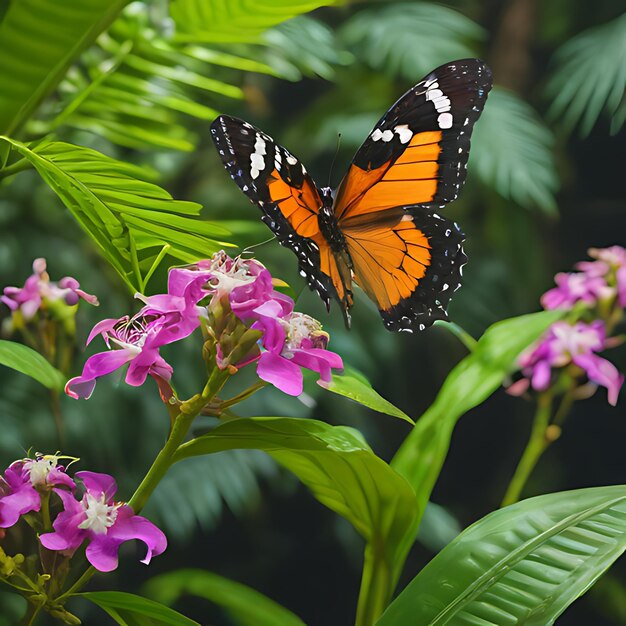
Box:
78;493;120;534
23;457;57;486
282;313;326;352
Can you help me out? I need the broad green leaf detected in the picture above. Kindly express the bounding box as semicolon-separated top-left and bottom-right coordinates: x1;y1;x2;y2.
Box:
546;14;626;137
377;486;626;626
144;569;305;626
0;340;65;390
0;0;128;135
471;88;559;214
390;310;562;585
174;417;417;624
325;366;414;425
0;138;232;293
170;0;344;43
78;591;198;625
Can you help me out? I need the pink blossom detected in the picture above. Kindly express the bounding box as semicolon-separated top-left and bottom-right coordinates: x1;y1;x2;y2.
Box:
511;321;623;405
40;472;166;572
0;456;75;528
541;272;610;310
1;258;98;319
65;314;174;399
251;301;343;396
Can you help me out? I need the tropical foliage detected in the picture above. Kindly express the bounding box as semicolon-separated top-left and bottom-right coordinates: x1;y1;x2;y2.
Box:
0;1;624;625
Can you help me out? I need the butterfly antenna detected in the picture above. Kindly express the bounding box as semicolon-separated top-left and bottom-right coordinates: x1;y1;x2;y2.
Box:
241;234;277;258
327;133;342;188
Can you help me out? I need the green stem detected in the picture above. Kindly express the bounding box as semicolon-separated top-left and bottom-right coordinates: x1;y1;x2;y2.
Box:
19;602;42;626
435;320;478;352
54;564;96;604
0;158;32;181
501;392;554;507
218;381;268;410
355;541;392;626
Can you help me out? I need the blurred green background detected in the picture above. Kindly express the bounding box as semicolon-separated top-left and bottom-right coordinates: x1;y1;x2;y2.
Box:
1;0;625;624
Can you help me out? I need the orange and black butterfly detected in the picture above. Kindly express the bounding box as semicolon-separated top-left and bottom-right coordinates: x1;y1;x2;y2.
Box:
211;59;492;331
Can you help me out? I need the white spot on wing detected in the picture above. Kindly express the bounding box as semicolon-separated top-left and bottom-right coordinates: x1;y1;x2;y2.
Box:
286;154;297;165
394;124;412;144
438;113;453;129
371;128;384;141
381;129;394;142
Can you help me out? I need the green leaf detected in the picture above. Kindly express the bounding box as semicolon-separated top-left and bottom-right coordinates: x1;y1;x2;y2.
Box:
170;0;345;43
144;569;305;626
325;366;414;425
390;310;563;585
0;138;232;293
377;486;626;626
78;591;199;625
471;88;559;214
340;3;484;80
0;340;65;390
174;417;417;623
546;14;626;137
0;0;128;135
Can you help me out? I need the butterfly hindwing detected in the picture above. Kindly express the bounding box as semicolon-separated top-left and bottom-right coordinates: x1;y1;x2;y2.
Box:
210;115;352;315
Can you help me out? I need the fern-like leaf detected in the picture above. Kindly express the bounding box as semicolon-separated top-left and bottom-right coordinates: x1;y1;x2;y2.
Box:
471;87;559;214
340;3;485;80
546;14;626;137
0;138;232;292
170;0;345;43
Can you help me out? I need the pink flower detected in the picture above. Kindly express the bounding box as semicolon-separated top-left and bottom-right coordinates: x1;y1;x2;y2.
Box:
251;302;343;396
65;314;175;399
1;258;98;320
541;272;610;310
510;321;624;405
40;472;166;572
0;456;75;528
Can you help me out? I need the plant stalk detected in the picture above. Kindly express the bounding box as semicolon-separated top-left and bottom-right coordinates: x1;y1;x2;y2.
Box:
501;392;554;507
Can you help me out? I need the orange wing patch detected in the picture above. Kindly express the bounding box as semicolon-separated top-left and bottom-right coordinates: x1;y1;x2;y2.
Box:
267;169;321;238
343;215;431;311
334;131;442;221
315;237;353;308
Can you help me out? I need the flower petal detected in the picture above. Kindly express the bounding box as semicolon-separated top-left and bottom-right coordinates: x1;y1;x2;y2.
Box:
76;471;117;502
65;349;136;399
573;353;624;406
256;352;303;396
85;535;122;572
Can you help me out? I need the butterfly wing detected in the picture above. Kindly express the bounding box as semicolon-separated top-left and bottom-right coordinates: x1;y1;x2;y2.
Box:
210;115;353;316
334;58;492;330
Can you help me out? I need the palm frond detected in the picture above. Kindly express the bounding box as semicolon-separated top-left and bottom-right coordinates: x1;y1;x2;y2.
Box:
470;87;559;214
262;16;353;81
145;451;279;541
339;3;485;80
170;0;345;43
546;14;626;136
1;138;233;293
31;9;278;152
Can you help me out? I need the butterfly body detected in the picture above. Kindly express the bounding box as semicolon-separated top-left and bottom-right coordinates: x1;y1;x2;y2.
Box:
211;59;492;331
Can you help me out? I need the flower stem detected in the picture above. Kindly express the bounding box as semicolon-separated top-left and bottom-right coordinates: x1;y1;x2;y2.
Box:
501;392;554;507
435;320;478;352
19;602;42;626
355;541;392;626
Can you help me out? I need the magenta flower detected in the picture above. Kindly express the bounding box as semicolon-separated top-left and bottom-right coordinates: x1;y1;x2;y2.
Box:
251;301;343;396
39;471;166;573
0;456;75;528
541;272;611;310
65;314;175;399
1;258;98;320
510;320;624;405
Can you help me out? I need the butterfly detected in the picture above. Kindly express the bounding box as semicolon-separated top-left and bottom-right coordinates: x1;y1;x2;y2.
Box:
210;59;492;331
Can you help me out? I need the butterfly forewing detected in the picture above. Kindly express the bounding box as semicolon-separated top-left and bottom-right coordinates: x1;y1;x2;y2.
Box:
210;115;353;316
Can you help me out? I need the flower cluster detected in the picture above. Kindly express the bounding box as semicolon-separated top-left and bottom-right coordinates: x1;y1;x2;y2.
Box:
541;246;626;311
0;455;166;572
509;245;625;405
67;252;343;399
1;258;98;322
